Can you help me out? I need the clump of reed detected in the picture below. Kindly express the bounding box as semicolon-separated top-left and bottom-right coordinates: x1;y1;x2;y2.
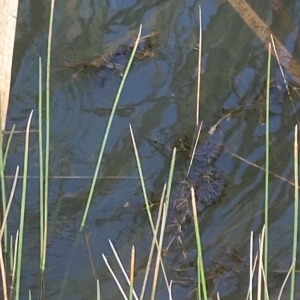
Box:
0;2;298;300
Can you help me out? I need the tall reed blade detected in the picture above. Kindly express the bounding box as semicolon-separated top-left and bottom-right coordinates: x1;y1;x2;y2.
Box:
196;5;202;126
191;187;207;300
290;124;299;300
41;0;56;273
15;110;33;300
38;56;44;270
264;43;271;295
80;25;142;231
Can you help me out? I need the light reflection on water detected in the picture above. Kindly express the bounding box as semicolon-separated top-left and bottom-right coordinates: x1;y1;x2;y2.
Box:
5;0;300;298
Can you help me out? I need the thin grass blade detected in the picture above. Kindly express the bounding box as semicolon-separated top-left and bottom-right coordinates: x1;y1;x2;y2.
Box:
278;259;295;300
38;56;44;269
129;246;135;300
129;124;152;229
257;226;266;300
0;242;8;300
150;201;169;300
10;230;19;299
108;240;138;300
191;187;207;300
290;124;299;300
80;25;142;231
196;5;202;126
129;124;171;291
187;121;202;177
0;166;19;244
264;43;271;294
3;124;15;168
140;184;166;300
102;254;128;300
0;169;17;233
41;0;55;272
15;110;33;300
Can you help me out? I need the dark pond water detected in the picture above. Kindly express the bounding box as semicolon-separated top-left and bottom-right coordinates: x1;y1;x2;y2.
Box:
4;0;300;298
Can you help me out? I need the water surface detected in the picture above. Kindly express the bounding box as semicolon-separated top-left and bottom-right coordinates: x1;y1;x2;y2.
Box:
5;0;300;298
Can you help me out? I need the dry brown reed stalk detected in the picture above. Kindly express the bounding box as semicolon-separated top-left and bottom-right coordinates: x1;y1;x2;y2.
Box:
150;195;170;300
129;246;135;300
0;166;19;300
9;230;18;300
187;121;203;177
107;240;139;300
230;152;296;187
278;260;295;299
270;35;299;125
140;184;166;300
85;233;97;280
0;243;7;300
0;166;19;240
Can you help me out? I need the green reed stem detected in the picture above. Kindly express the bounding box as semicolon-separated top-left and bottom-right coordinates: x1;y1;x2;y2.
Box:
129;125;173;296
264;43;271;295
191;187;207;300
128;124;151;227
38;56;44;270
15;111;33;300
80;25;142;231
290;124;298;300
41;0;55;272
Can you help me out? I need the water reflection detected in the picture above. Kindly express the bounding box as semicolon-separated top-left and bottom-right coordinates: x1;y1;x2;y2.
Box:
6;0;300;298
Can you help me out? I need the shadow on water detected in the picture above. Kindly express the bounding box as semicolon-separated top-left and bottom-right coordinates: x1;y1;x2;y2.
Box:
4;0;300;298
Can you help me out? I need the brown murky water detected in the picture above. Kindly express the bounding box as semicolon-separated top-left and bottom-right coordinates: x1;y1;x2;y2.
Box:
5;0;300;298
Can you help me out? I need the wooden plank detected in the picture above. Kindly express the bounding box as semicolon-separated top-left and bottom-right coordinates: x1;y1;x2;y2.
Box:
0;0;18;131
228;0;300;84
